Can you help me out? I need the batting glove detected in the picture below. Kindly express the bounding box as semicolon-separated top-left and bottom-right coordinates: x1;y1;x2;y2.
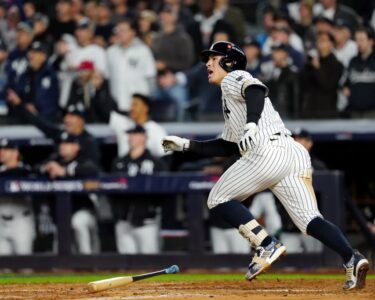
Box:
239;122;258;153
162;136;190;153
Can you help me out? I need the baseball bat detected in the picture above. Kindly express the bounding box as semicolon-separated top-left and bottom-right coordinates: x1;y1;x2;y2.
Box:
87;265;180;293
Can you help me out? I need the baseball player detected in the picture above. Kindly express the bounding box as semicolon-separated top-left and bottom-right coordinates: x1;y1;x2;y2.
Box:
162;41;369;290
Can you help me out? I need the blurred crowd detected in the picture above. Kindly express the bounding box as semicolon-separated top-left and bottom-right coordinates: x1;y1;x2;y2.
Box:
0;0;375;257
0;0;373;123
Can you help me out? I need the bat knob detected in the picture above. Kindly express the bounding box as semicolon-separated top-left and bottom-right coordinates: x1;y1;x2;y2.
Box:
166;265;180;274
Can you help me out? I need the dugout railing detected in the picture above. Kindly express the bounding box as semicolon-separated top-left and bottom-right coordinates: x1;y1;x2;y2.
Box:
0;171;353;270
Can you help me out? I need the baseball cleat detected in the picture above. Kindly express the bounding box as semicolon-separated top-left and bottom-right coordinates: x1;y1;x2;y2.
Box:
245;240;286;281
343;250;369;290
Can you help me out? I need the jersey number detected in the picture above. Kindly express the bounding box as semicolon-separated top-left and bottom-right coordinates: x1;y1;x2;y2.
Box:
223;99;231;120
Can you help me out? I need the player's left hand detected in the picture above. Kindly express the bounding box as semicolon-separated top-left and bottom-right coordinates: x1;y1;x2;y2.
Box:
239;122;258;153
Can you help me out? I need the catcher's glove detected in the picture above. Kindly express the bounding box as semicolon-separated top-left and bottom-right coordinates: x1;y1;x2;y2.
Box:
162;136;190;152
239;122;258;154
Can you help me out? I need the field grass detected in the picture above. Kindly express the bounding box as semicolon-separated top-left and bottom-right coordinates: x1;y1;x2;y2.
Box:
0;273;374;284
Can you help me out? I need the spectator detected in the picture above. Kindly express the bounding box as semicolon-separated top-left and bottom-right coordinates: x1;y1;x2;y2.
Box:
71;17;108;78
255;6;276;48
161;0;194;28
243;39;262;78
111;125;167;254
301;31;343;118
32;13;54;55
94;1;115;48
314;15;334;35
23;0;37;21
313;0;360;34
19;41;59;121
293;0;316;51
7;94;100;163
111;0;135;24
154;66;188;122
107;19;156;113
53;33;79;108
262;26;305;72
5;22;34;103
67;60;117;123
137;9;158;48
263;13;304;56
71;0;85;22
153;4;195;72
0;138;35;255
214;0;247;44
0;5;19;51
84;1;98;24
109;94;167;158
343;26;375;118
263;43;300;119
0;39;8;113
39;132;101;254
50;0;76;42
187;0;235;60
333;19;358;68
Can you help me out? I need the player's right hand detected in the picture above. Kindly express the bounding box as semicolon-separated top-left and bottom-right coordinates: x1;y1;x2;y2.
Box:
162;136;190;152
239;122;258;154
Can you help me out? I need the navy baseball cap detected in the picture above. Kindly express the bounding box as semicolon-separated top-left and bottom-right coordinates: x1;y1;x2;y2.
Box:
30;41;49;54
76;18;95;31
271;42;289;52
65;103;85;118
59;132;80;143
126;125;146;134
0;138;19;149
16;21;34;35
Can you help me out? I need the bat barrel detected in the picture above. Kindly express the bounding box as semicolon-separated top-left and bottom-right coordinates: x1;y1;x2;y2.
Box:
88;276;133;293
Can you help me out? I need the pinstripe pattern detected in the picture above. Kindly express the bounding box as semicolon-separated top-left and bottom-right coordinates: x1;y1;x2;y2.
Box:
209;70;322;233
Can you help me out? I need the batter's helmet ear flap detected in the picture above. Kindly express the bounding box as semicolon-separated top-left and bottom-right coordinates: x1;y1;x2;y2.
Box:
219;57;236;72
200;41;247;72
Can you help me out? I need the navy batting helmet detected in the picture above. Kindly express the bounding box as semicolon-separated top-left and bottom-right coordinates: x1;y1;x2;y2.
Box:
200;41;247;72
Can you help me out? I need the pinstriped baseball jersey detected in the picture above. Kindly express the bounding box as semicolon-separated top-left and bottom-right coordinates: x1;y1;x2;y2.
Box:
221;70;291;146
207;70;322;233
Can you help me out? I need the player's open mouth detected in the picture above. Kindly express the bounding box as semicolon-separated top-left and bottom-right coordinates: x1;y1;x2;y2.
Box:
208;70;213;78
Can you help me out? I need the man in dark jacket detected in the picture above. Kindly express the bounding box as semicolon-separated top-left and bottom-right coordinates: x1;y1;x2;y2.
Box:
301;31;343;118
265;43;300;119
40;132;101;254
7;90;100;163
18;41;59;120
343;26;375;118
111;125;167;254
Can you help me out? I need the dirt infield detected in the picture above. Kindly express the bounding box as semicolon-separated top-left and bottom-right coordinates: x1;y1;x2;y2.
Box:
0;279;374;300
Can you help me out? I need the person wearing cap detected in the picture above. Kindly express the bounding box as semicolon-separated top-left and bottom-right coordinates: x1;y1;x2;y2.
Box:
263;43;300;119
66;59;117;123
4;21;34;113
313;0;360;34
26;41;59;120
32;13;54;55
107;18;156;113
262;13;304;57
301;31;343;118
7;91;100;163
71;17;108;78
94;1;115;48
0;138;36;255
153;3;195;72
343;26;375;118
242;38;262;77
109;93;167;158
49;0;76;42
333;19;358;68
39;131;101;254
111;125;167;254
137;9;158;48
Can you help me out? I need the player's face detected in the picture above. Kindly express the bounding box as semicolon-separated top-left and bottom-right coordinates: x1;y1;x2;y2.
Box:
206;54;227;85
